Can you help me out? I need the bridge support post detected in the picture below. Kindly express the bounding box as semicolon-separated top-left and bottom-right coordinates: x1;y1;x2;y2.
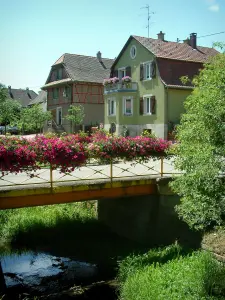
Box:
160;156;164;177
50;165;53;191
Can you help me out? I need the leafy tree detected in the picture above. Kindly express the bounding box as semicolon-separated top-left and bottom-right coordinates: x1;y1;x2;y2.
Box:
171;51;225;230
0;84;21;134
65;105;85;133
18;104;52;133
0;83;7;103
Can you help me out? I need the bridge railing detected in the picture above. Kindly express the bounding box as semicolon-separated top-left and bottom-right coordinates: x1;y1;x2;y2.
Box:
0;156;182;189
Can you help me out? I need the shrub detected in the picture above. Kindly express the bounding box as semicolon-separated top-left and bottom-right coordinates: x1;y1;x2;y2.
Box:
120;251;225;300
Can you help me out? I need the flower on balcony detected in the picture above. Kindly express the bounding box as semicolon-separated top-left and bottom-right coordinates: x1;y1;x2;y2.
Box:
103;78;111;86
122;76;132;83
111;77;119;84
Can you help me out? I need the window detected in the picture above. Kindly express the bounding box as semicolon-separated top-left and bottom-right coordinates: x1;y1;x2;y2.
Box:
130;45;137;59
143;62;151;80
123;97;133;115
57;68;63;80
118;68;126;80
53;88;59;99
143;95;156;115
108;98;116;116
63;86;70;98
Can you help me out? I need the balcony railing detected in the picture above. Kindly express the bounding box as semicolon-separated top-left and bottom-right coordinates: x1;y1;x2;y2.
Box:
104;82;138;94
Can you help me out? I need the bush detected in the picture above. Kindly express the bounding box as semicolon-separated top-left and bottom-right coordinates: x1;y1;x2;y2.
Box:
120;251;225;300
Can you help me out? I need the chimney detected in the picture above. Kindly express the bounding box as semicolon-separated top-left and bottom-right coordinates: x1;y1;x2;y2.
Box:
157;31;165;41
97;51;102;62
26;87;31;99
190;33;197;49
8;85;13;98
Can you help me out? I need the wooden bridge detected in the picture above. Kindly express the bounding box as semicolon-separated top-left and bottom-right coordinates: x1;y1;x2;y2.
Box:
0;158;179;210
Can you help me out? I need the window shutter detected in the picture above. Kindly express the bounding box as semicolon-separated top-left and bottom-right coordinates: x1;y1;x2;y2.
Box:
150;61;156;78
151;96;156;114
140;97;144;115
126;66;131;77
140;64;144;81
113;70;118;78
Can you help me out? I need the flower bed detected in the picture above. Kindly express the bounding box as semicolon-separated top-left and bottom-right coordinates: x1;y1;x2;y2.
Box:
0;134;171;174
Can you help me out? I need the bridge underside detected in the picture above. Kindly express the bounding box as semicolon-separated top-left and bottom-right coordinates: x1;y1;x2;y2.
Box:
0;178;158;210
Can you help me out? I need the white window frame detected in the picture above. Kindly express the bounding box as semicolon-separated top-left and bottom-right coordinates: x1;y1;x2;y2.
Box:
143;61;152;81
130;45;137;59
118;67;126;80
108;98;116;116
143;94;153;115
123;96;133;116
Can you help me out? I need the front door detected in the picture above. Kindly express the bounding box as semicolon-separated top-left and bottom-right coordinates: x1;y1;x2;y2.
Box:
56;107;62;125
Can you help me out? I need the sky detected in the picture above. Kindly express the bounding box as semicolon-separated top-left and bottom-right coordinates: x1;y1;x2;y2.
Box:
0;0;224;93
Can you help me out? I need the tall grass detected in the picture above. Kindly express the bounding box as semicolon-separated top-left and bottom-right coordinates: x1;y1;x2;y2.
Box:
119;251;225;300
0;202;96;246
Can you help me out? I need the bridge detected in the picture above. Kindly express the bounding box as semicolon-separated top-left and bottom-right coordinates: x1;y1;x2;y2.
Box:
0;157;179;210
0;157;198;247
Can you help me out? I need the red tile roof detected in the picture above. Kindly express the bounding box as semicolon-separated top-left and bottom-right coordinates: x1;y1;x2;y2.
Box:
133;35;218;63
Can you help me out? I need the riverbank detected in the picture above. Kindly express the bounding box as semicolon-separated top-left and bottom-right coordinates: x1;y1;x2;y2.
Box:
0;201;148;299
1;202;225;299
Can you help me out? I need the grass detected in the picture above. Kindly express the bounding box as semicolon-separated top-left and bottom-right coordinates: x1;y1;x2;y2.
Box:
0;202;148;266
119;250;225;300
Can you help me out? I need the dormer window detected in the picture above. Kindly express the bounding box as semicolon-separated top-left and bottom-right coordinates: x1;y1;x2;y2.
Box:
57;68;63;80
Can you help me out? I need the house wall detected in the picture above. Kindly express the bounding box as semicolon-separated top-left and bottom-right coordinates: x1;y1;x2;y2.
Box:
104;38;166;138
167;88;191;124
47;82;104;133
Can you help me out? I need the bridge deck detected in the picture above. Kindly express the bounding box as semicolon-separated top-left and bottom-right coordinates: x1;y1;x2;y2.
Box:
0;177;159;210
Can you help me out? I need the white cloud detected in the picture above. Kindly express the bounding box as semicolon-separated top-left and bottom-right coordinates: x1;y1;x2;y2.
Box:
208;4;220;11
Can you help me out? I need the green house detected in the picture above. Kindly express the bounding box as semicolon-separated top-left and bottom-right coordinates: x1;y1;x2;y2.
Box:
104;32;218;138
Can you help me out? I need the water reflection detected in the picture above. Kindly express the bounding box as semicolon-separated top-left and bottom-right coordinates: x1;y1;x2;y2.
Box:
1;251;98;292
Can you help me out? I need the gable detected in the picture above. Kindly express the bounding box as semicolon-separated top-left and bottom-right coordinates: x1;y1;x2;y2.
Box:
113;38;155;71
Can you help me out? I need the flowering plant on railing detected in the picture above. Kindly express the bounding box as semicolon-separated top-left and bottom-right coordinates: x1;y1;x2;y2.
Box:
111;77;119;84
103;78;111;86
87;136;171;163
121;76;132;83
103;77;119;86
0;136;39;175
32;136;88;173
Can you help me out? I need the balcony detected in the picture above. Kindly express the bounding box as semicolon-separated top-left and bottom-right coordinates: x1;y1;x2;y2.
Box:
104;82;138;94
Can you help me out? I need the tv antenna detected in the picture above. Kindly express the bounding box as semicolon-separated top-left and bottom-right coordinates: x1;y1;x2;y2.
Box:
141;4;155;38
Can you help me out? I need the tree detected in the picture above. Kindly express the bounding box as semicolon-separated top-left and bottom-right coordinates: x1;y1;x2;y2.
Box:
65;105;85;133
0;83;7;103
18;104;52;133
171;51;225;230
0;87;22;134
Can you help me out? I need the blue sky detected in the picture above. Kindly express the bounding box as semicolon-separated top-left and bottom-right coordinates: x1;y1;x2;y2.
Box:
0;0;224;93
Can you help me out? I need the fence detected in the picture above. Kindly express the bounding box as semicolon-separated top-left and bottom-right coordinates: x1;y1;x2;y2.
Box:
0;157;180;189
